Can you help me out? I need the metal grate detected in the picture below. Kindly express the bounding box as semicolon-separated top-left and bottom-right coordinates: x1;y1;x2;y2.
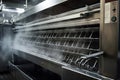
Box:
14;26;102;73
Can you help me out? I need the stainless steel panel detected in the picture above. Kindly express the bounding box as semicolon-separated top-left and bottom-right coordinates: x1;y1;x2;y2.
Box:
100;0;118;79
102;23;118;57
100;0;105;49
14;7;100;30
117;0;120;79
15;7;100;29
62;66;113;80
25;3;100;25
62;68;98;80
101;23;118;79
16;18;100;32
13;0;67;22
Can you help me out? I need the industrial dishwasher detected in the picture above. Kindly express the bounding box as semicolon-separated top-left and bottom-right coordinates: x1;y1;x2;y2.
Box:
10;0;119;80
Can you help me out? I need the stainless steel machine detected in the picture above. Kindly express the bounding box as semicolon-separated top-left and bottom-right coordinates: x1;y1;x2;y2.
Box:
9;0;119;80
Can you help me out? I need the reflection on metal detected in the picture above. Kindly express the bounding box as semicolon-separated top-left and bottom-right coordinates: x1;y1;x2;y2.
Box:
0;0;2;4
26;3;100;25
13;0;67;22
16;12;99;30
14;3;100;31
24;0;28;8
14;3;100;29
62;66;113;80
16;19;100;31
81;51;103;59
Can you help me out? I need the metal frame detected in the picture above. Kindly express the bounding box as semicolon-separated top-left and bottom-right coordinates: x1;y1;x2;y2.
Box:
99;0;105;78
100;0;105;49
14;3;100;30
100;0;118;79
24;3;100;25
15;9;99;29
62;66;113;80
117;0;120;79
13;0;67;22
16;18;100;32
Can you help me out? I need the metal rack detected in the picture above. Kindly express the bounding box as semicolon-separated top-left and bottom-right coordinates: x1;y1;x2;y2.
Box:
12;0;118;79
14;24;103;73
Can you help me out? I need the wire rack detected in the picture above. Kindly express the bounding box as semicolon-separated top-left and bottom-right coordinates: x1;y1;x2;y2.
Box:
15;26;102;73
